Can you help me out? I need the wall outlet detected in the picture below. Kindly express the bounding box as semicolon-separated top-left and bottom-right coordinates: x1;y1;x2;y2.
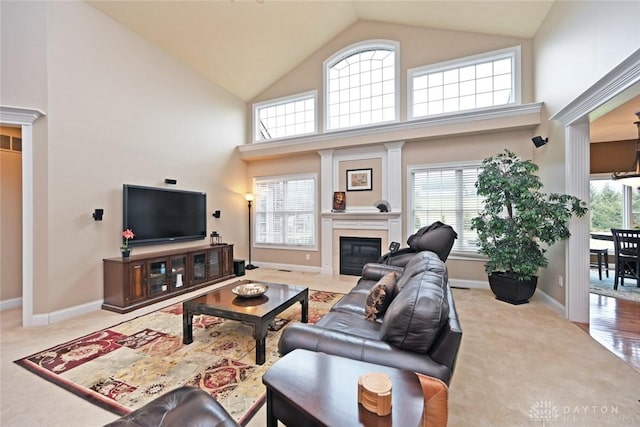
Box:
305;253;310;261
558;276;564;287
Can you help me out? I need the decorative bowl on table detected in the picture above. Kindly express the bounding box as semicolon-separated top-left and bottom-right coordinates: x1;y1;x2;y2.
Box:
232;283;268;298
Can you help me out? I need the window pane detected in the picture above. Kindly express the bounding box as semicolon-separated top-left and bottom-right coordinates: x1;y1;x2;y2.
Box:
327;46;396;130
411;165;482;252
410;48;517;119
255;176;316;247
494;58;511;74
590;179;623;231
255;93;316;141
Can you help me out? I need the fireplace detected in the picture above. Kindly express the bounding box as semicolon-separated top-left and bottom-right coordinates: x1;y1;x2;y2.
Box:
340;236;382;276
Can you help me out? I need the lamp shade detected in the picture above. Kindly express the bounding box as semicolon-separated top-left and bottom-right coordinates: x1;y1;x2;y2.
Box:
612;111;640;188
244;193;254;202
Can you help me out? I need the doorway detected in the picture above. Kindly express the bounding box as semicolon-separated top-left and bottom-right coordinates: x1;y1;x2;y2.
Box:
0;106;45;327
0;126;22;310
552;51;640;322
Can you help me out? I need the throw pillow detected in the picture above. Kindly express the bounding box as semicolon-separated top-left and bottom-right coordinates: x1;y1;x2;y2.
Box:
416;373;448;427
364;271;400;321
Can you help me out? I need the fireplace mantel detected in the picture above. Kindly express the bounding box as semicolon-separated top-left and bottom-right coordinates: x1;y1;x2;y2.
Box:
319;144;404;275
321;212;401;220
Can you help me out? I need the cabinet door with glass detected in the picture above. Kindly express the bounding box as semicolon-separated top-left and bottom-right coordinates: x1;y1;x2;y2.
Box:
189;251;209;286
169;254;188;291
147;257;170;297
206;248;222;280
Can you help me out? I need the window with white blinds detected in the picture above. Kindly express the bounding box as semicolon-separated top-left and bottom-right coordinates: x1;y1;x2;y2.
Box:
409;163;483;252
254;174;317;248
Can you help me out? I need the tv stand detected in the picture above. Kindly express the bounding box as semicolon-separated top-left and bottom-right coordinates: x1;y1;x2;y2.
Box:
102;244;234;313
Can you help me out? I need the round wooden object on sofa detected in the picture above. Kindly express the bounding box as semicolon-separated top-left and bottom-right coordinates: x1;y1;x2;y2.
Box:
358;372;392;416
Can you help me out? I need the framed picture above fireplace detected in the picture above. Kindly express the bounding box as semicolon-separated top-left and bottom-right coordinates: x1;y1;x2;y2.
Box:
346;168;372;191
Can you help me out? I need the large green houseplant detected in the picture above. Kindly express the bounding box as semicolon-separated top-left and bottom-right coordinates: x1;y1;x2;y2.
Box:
471;149;587;304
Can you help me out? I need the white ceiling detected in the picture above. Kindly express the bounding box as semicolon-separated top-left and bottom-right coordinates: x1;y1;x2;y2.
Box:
86;0;637;142
590;84;640;143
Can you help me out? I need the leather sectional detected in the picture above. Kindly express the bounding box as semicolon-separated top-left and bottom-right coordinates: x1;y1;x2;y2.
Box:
278;249;463;385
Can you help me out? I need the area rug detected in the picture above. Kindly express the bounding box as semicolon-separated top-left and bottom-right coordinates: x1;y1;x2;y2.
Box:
589;270;640;302
14;289;343;425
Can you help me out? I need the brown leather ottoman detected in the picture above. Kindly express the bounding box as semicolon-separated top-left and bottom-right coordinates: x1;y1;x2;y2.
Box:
103;386;239;427
262;349;424;427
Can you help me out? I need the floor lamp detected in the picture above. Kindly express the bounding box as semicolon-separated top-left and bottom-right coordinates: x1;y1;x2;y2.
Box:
244;193;258;270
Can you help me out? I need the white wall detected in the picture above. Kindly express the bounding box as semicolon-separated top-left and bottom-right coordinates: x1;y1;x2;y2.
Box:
2;1;248;316
533;0;639;302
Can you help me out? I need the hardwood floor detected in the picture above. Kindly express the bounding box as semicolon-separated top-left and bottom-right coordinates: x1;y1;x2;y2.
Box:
576;293;640;372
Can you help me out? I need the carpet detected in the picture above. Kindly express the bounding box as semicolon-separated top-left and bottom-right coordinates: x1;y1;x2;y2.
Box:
589;269;640;302
14;289;343;425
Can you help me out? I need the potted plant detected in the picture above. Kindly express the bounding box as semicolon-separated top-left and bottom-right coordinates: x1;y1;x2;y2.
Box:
471;149;587;304
121;228;135;258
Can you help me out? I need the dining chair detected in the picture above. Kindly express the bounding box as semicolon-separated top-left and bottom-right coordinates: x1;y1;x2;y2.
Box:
589;247;609;280
611;229;640;290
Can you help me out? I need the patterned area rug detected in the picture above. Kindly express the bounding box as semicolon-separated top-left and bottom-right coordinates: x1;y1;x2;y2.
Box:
589;270;640;302
14;289;343;425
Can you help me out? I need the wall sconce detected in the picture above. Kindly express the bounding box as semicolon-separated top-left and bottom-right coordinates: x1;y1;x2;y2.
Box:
212;210;221;218
532;136;548;148
92;209;104;221
164;178;177;185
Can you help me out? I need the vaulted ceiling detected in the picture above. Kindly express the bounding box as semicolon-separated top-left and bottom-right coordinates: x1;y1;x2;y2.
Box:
86;1;637;143
87;0;555;101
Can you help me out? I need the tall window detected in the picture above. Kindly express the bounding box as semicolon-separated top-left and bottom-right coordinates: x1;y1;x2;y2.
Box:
325;40;398;131
253;91;316;142
409;46;520;119
590;177;639;231
409;163;482;252
254;174;317;248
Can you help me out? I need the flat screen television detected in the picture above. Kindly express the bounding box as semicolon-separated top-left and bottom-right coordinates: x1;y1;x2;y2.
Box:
123;184;207;246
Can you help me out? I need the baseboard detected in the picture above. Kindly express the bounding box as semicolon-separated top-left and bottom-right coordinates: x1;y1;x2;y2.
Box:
251;262;322;274
28;299;105;326
0;297;22;311
535;289;566;317
449;278;489;290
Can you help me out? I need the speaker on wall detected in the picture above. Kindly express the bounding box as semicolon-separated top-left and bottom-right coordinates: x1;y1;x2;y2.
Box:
532;136;548;148
92;209;104;221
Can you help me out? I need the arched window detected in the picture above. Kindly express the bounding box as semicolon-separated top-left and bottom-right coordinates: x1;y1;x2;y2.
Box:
324;40;399;131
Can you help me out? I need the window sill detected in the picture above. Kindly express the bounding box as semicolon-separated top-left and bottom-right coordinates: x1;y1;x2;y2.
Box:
447;252;487;262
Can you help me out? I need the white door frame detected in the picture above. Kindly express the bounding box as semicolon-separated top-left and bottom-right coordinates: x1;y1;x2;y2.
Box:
0;105;45;327
551;49;640;322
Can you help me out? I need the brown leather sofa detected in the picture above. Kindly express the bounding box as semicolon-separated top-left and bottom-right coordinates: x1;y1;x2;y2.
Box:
278;250;463;385
103;386;239;427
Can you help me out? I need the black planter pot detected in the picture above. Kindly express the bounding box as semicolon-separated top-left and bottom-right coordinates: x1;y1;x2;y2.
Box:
488;272;537;305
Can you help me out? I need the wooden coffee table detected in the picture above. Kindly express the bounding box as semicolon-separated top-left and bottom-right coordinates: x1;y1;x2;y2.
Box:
263;349;424;426
182;280;308;365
